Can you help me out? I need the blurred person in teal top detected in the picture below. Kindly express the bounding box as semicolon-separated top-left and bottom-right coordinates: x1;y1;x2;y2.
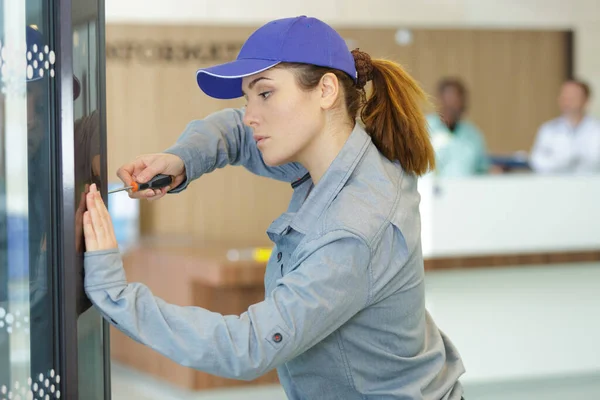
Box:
427;78;490;177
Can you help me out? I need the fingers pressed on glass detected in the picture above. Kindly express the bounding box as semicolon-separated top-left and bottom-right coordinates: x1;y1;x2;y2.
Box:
83;211;97;251
95;191;114;233
87;190;105;242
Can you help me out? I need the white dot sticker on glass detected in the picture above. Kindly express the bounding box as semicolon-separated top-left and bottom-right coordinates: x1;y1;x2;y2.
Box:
0;321;4;328
27;66;33;80
55;391;60;399
6;326;12;334
38;52;43;61
1;385;6;394
33;60;38;69
0;307;6;318
55;376;60;384
44;61;49;70
27;51;32;61
27;378;31;386
49;51;55;65
38;374;43;383
5;314;13;324
50;69;55;78
32;384;37;392
38;69;44;78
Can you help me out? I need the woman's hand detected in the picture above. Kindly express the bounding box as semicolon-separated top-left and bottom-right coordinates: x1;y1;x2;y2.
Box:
75;184;89;253
83;183;118;252
116;153;186;201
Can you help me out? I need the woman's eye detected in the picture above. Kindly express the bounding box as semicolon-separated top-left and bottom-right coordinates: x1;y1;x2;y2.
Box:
259;91;272;99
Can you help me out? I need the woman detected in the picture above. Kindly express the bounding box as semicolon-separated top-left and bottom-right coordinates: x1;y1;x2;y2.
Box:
83;16;465;399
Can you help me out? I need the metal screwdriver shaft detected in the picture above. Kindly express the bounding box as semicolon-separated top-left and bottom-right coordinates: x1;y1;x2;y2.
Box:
107;174;174;195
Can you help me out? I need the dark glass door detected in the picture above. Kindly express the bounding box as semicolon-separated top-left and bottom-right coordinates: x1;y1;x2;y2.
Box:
0;0;109;398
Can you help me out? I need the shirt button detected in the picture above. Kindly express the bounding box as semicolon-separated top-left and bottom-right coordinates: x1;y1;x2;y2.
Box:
273;333;283;343
277;252;282;262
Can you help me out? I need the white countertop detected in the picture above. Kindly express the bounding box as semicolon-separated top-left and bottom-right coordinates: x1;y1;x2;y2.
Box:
418;173;600;257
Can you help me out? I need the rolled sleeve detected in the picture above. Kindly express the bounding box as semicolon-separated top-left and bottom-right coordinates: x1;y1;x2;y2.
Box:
83;230;371;380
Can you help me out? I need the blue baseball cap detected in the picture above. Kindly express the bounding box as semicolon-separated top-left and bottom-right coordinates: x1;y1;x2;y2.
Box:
196;16;357;99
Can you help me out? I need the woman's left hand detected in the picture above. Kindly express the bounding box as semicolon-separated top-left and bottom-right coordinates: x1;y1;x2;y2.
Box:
83;183;118;252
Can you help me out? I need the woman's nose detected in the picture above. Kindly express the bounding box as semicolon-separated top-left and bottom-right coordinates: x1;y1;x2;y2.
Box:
242;105;259;128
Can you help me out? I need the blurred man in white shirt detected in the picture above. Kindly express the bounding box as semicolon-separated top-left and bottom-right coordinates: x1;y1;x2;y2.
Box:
530;80;600;174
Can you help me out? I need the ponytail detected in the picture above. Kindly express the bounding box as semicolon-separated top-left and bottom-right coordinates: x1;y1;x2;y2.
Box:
360;58;435;176
279;53;436;176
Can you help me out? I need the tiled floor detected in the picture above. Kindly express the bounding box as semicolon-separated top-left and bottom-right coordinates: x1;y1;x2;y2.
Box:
110;362;600;400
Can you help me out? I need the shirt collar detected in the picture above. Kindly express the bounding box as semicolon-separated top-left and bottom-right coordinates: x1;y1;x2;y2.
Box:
289;124;371;234
560;114;591;129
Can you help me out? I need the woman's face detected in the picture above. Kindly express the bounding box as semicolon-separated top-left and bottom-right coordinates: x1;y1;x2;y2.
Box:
438;86;464;126
241;67;325;166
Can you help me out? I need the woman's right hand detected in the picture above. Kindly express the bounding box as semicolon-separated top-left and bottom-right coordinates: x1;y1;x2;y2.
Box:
116;153;186;201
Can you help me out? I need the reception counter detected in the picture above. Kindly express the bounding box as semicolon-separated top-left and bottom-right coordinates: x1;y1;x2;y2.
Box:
109;174;600;390
419;173;600;258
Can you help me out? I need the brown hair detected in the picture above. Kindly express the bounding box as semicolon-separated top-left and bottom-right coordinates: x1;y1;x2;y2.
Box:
278;49;435;176
437;77;467;99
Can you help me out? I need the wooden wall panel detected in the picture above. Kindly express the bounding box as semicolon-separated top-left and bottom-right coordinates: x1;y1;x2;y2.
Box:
106;24;569;243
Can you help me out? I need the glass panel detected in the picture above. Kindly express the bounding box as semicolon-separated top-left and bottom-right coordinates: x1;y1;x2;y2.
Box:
0;0;62;399
72;0;107;398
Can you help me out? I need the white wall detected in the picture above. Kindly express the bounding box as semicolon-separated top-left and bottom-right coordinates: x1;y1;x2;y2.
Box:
104;0;600;115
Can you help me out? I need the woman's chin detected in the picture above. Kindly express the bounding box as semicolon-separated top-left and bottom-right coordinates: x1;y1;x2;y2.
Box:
261;151;290;167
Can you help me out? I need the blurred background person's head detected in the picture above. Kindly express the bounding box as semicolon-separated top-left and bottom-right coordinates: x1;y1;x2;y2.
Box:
436;77;468;131
558;79;591;123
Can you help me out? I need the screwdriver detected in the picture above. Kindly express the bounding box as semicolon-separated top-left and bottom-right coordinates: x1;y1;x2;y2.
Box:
108;174;174;195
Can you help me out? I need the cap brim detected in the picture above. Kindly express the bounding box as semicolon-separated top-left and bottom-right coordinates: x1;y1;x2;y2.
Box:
196;59;280;99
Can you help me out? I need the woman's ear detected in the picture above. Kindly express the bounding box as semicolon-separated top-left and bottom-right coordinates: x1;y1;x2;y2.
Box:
319;72;340;110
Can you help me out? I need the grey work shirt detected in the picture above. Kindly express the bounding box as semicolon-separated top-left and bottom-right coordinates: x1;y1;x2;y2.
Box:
84;108;465;399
